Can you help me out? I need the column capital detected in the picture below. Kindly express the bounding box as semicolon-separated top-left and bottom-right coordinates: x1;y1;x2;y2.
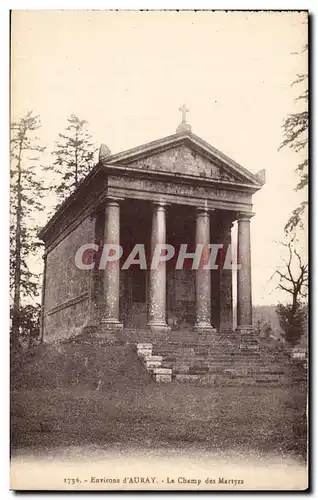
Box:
152;201;170;214
196;205;215;215
105;197;124;207
153;200;169;208
237;212;254;222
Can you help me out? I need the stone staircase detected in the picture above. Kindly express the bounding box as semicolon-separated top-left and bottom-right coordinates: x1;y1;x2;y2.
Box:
136;331;307;387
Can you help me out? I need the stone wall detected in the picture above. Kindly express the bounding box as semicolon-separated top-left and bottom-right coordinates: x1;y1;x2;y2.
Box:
167;268;196;328
43;214;96;341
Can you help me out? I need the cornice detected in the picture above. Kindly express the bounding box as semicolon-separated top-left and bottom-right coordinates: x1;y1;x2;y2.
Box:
102;162;261;193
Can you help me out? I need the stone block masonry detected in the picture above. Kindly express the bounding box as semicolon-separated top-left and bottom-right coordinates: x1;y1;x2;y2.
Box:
43;215;96;341
135;335;306;387
136;343;172;382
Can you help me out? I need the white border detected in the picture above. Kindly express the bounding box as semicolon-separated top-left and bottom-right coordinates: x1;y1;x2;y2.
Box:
2;3;314;498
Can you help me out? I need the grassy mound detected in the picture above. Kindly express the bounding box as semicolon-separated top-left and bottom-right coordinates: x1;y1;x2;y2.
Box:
11;341;307;458
11;341;153;391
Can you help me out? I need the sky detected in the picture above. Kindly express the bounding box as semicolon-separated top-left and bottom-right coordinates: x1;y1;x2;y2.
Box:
10;10;308;305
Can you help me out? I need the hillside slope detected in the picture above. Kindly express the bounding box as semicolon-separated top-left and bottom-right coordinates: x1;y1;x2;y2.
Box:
11;340;153;391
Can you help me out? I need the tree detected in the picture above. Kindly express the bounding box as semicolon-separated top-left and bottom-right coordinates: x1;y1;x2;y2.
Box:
10;111;46;347
276;303;307;347
279;45;308;232
275;236;308;346
10;304;41;349
277;41;308;346
51;114;97;206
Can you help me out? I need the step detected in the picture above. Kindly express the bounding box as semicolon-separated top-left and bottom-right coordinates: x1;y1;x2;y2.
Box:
152;368;172;383
161;360;262;369
159;355;252;361
144;355;163;362
135;334;305;387
136;343;153;350
155;349;261;356
144;360;162;371
175;374;201;383
137;349;152;358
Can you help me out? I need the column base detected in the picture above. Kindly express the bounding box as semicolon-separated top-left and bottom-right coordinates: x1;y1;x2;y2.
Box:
194;322;216;334
100;319;123;331
147;321;171;334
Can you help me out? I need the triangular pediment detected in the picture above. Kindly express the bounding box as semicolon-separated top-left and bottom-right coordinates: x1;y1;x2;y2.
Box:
106;131;263;188
120;144;240;182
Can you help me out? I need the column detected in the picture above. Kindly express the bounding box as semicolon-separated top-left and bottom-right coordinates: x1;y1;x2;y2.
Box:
236;213;253;332
194;206;215;334
101;198;123;330
219;218;233;331
147;201;170;333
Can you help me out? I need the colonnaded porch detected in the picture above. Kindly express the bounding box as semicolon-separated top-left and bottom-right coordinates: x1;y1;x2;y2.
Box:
93;197;253;335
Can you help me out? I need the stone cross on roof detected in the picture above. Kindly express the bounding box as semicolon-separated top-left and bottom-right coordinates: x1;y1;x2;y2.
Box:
176;104;191;134
179;104;189;123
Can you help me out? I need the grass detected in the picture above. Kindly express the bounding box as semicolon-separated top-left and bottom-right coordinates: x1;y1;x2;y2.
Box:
11;341;307;459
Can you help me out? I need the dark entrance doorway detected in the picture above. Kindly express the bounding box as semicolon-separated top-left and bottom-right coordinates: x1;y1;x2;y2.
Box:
120;199;151;328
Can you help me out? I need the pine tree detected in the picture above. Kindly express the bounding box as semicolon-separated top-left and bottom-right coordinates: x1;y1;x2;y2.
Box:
51;114;97;206
10;111;46;346
280;45;308;232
